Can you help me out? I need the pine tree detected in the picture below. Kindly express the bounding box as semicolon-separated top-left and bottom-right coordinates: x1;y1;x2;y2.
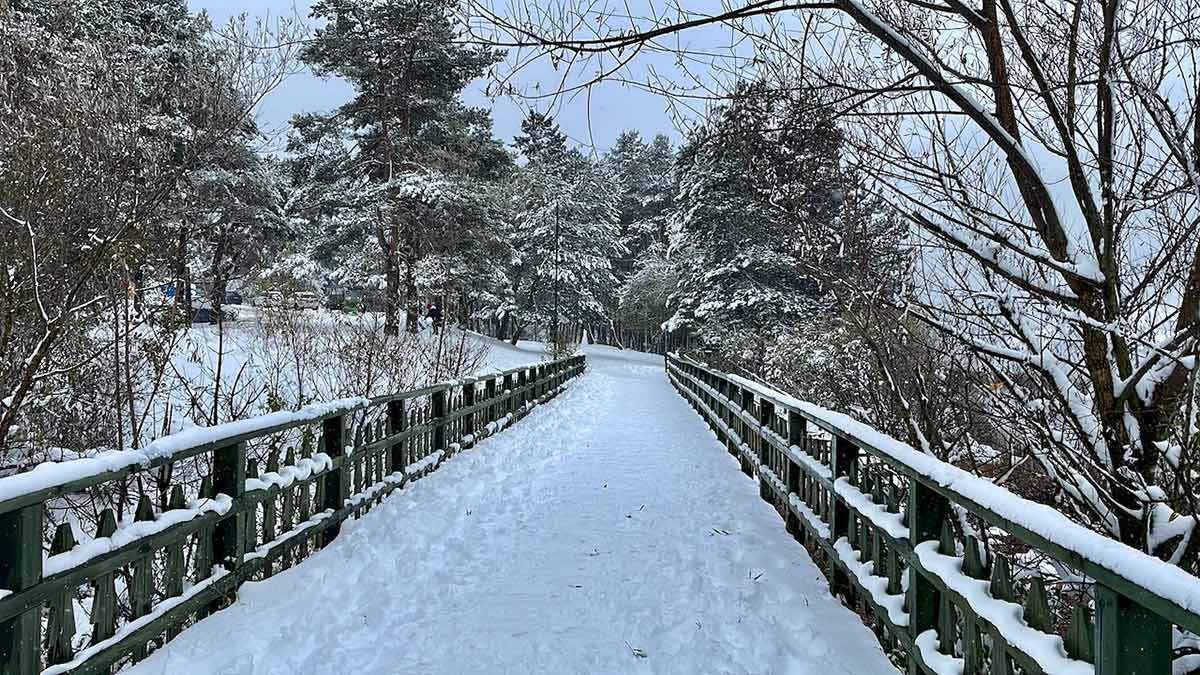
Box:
667;82;846;371
604;131;675;279
300;0;504;334
616;253;678;335
189;142;290;316
504;112;624;343
513;111;570;165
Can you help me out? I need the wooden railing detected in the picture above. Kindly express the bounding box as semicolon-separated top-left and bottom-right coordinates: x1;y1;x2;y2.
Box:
0;355;586;674
466;320;693;356
667;353;1200;675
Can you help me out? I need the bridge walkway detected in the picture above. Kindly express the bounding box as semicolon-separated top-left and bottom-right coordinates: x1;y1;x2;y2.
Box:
129;346;895;675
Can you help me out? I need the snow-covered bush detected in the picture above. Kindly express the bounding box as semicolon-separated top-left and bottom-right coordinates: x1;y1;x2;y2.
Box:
616;254;678;334
764;319;880;425
252;308;488;410
543;327;581;361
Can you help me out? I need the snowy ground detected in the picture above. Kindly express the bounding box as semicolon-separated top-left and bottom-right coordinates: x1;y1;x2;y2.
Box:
471;332;562;371
128;344;896;675
117;310;539;454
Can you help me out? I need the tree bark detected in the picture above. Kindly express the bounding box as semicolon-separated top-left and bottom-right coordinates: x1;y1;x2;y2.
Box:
403;251;419;334
377;208;401;337
173;219;192;323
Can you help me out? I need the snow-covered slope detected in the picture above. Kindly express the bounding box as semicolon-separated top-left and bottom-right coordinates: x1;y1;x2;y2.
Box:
127;345;896;674
473;333;561;371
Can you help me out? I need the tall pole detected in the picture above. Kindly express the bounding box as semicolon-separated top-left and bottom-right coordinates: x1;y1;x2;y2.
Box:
553;200;561;349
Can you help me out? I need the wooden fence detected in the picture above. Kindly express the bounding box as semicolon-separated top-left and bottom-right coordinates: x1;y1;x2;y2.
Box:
584;324;693;356
0;355;586;674
667;353;1200;675
465;317;692;357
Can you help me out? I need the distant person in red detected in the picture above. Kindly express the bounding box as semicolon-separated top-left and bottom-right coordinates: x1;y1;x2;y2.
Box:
427;302;443;334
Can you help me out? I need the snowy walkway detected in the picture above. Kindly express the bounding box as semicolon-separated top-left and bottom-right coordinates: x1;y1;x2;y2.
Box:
129;345;896;674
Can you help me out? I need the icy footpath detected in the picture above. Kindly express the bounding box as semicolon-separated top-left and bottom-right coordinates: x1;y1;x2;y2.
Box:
129;345;896;675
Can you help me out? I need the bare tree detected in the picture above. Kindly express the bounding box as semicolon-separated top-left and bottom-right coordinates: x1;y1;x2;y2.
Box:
0;5;302;468
462;0;1200;570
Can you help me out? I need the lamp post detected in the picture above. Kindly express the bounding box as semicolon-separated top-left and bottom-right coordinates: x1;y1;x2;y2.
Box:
553;199;561;350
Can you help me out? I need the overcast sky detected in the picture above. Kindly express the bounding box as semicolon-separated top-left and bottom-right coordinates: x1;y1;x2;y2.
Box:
189;0;705;155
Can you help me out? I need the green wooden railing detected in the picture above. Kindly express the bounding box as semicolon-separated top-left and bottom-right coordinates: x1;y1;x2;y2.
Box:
667;353;1200;675
0;355;586;674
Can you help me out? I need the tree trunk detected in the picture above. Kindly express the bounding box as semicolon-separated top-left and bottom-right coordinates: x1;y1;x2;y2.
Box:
133;266;145;315
384;249;400;336
208;231;227;325
403;255;419;334
377;209;401;337
173;220;191;323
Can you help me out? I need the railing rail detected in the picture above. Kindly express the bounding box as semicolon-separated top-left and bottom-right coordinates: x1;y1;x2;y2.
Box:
666;353;1200;675
0;355;586;674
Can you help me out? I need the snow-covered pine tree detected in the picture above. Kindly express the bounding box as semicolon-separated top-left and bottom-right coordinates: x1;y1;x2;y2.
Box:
280;113;369;293
300;0;505;334
503;112;623;344
667;82;844;372
189;142;291;316
615;253;678;339
604;131;675;278
285;110;511;318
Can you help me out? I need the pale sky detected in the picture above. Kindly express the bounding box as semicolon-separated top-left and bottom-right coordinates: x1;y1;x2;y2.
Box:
189;0;704;155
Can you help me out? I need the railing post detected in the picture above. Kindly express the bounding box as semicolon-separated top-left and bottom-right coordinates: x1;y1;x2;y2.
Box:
511;370;520;412
462;378;476;447
906;478;948;671
432;388;447;454
785;410;806;541
715;375;728;440
758;399;776;504
719;376;734;457
0;504;42;675
694;366;713;437
213;441;247;568
388;400;406;474
830;436;859;598
320;415;346;547
486;377;498;425
1094;586;1171;675
503;373;514;417
707;373;721;437
739;388;755;476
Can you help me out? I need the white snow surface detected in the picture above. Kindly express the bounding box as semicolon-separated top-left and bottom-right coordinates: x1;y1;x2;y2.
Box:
128;345;895;675
0;332;547;507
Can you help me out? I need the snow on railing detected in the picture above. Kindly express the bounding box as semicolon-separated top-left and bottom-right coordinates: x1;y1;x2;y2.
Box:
666;353;1200;675
0;355;587;674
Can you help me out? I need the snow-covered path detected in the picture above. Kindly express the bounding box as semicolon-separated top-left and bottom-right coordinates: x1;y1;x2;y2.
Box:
129;345;896;675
